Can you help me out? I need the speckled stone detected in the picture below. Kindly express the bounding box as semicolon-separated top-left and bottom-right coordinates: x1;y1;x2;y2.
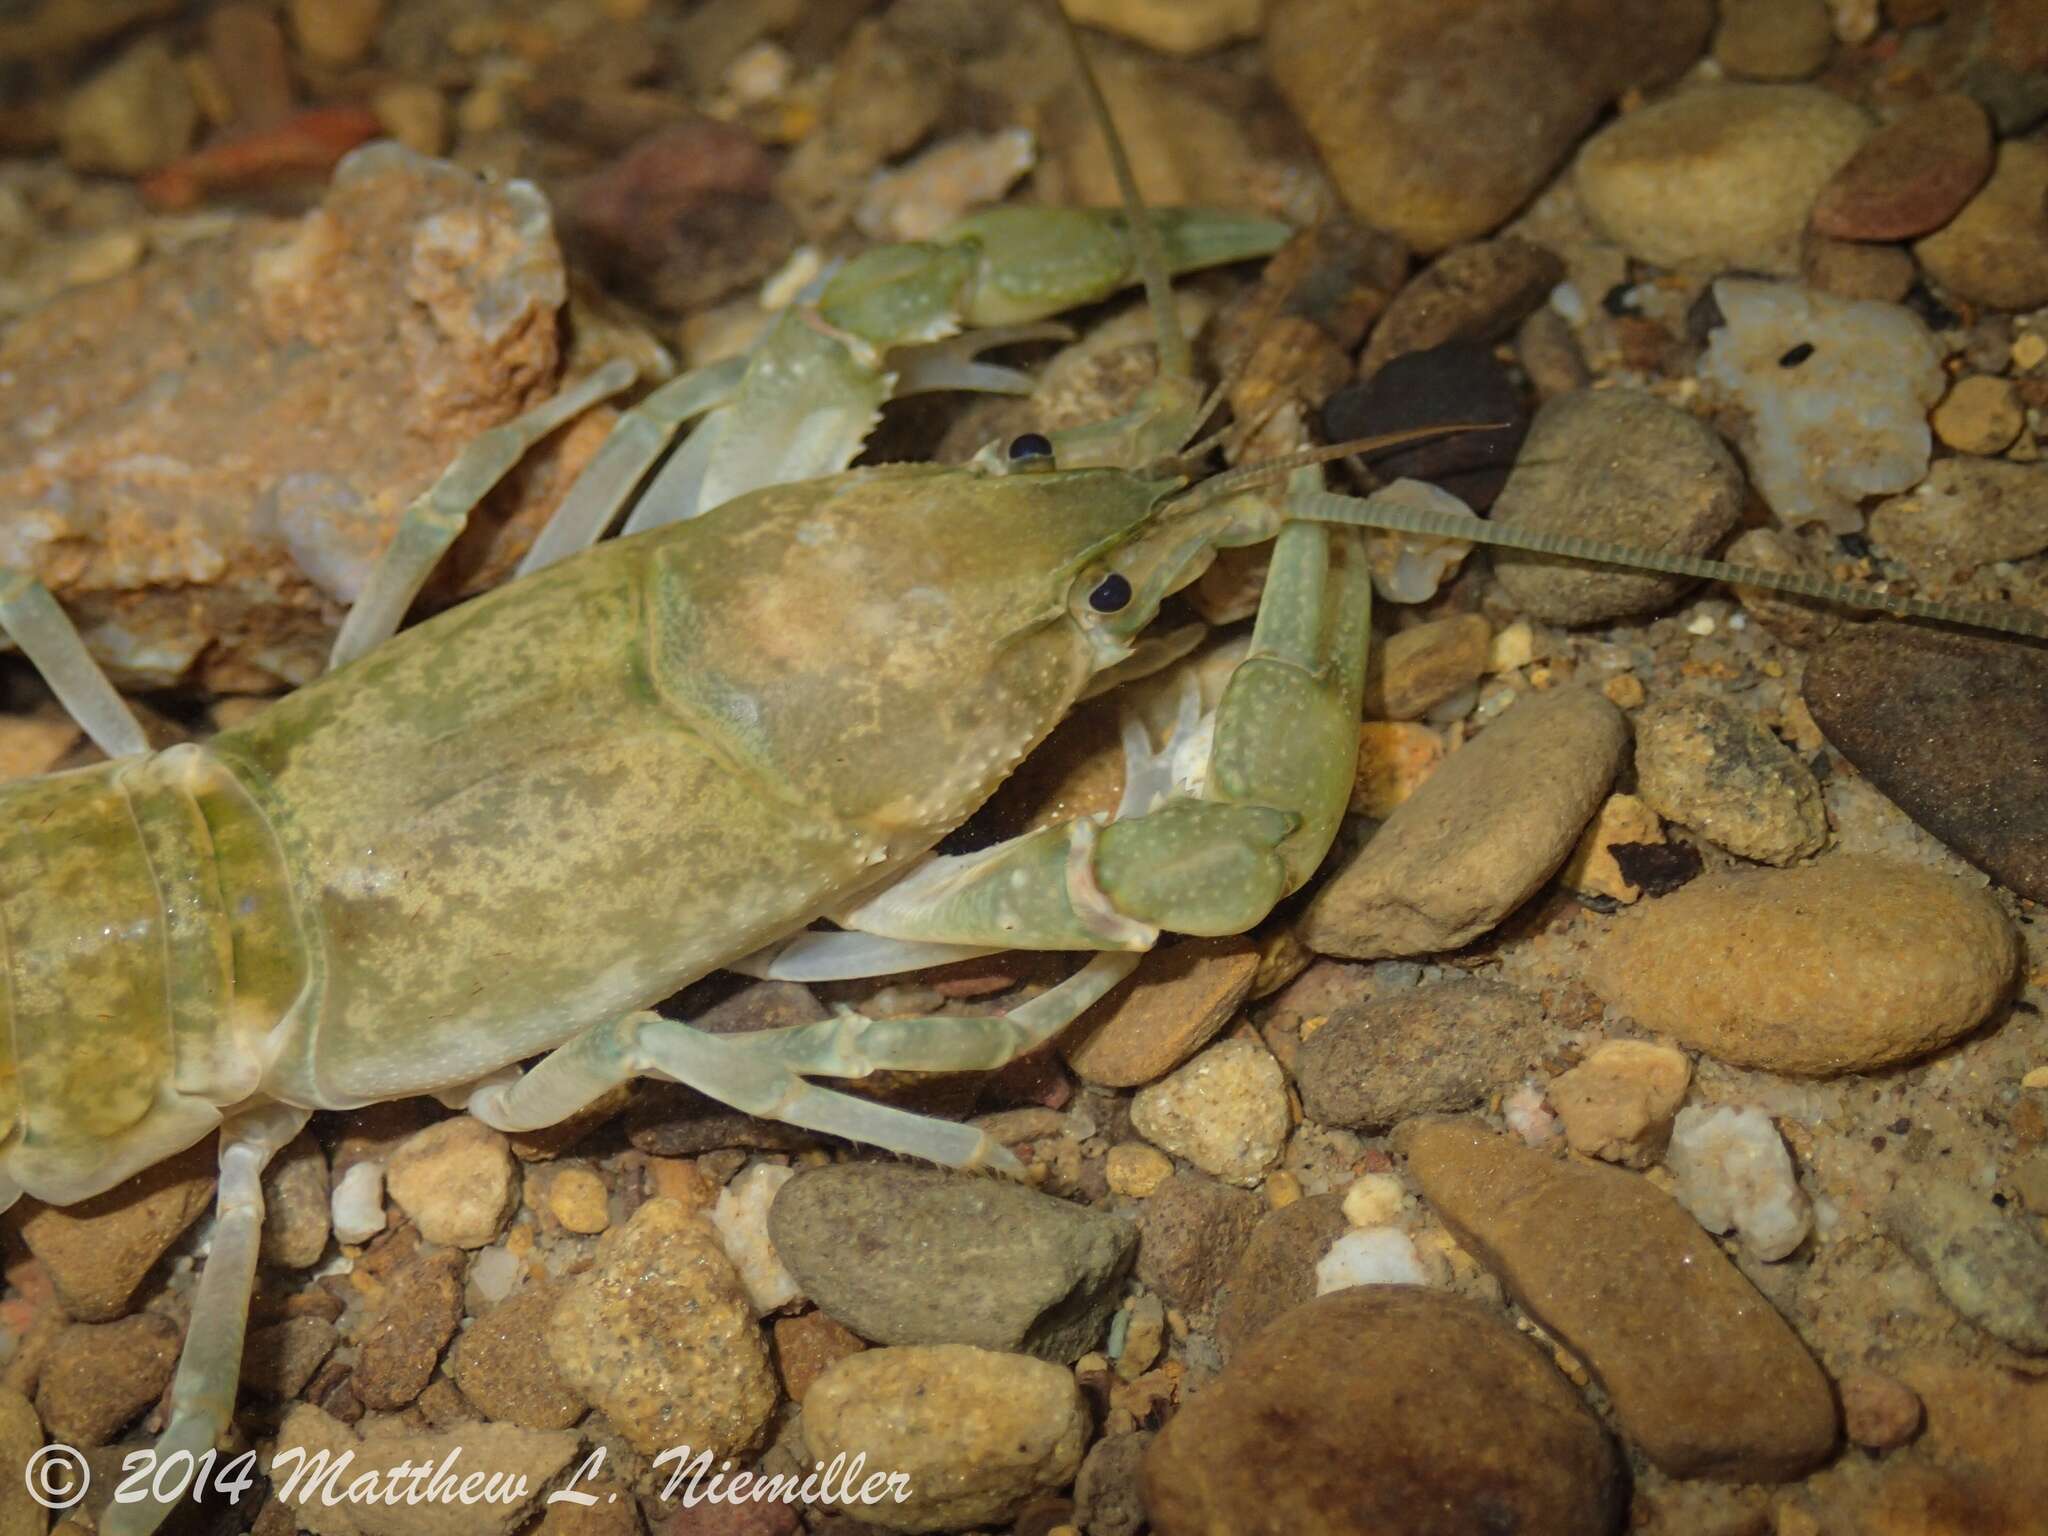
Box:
1589;856;2018;1075
1633;693;1828;864
1128;1038;1291;1187
1134;1171;1264;1312
1397;1117;1838;1480
15;1137;216;1321
548;1198;776;1458
451;1281;588;1430
1144;1287;1625;1535
1804;625;2048;900
768;1164;1135;1361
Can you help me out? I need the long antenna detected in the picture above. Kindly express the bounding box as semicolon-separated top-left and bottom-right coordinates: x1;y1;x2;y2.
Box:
1052;1;1192;383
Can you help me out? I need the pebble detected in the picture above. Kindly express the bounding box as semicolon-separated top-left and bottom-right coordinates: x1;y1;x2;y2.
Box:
1293;979;1546;1131
267;1405;575;1536
768;1164;1135;1361
802;1345;1087;1533
260;1131;331;1270
289;0;384;66
1722;527;1847;647
1342;1173;1408;1228
1300;688;1627;957
329;1160;387;1246
1315;1226;1430;1291
1838;1367;1922;1449
1928;374;2026;456
1713;0;1833;78
59;38;197;176
353;1246;464;1411
1359;237;1564;376
1699;278;1945;534
243;1316;338;1401
1914;140;2048;310
1144;1287;1624;1535
1800;230;1918;304
1213;1194;1351;1356
1114;1293;1166;1379
1128;1039;1290;1187
385;1117;520;1249
1803;625;2048;899
1397;1117;1838;1480
770;1309;865;1405
1666;1105;1813;1260
1882;1166;2048;1354
1563;792;1666;903
1133;1172;1264;1312
1867;456;2048;567
1064;0;1264;52
371;82;449;158
1364;615;1491;721
1062;936;1260;1088
0;1389;42;1536
1810;93;1994;241
1575;85;1870;274
1074;1431;1150;1536
35;1315;181;1446
548;1198;776;1458
1268;0;1710;252
712;1161;800;1314
1549;1039;1691;1167
1591;856;2018;1074
1489;389;1746;625
1633;693;1828;864
541;1164;610;1236
1351;721;1444;817
15;1139;215;1321
856;128;1035;244
450;1282;587;1430
1104;1142;1173;1198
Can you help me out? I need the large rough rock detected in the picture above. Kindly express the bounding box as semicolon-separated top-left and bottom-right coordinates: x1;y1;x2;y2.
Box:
1299;687;1627;958
1589;856;2019;1074
1397;1117;1839;1481
1267;0;1711;252
768;1164;1135;1362
0;143;607;693
1144;1287;1625;1535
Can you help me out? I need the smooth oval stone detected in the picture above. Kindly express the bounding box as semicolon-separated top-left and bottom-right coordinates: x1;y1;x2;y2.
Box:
1914;140;2048;310
1396;1116;1839;1481
1144;1286;1625;1536
1810;92;1994;240
1322;340;1527;510
767;1164;1135;1362
1589;856;2019;1074
1803;624;2048;900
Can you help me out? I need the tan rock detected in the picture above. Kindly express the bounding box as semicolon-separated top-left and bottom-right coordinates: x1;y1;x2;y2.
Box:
1633;693;1828;865
1589;856;2019;1074
1103;1142;1173;1197
1397;1117;1838;1480
1129;1039;1290;1187
1301;688;1626;958
771;1310;866;1405
1063;0;1265;53
0;1388;44;1536
35;1315;181;1447
1550;1039;1691;1166
1915;140;2048;310
1349;720;1443;817
16;1137;216;1321
289;0;384;66
803;1346;1087;1532
58;38;196;176
1063;936;1259;1088
1563;792;1664;903
1714;0;1833;78
1145;1288;1624;1535
1363;614;1492;720
450;1282;586;1431
385;1117;519;1249
549;1198;776;1458
1930;374;2025;456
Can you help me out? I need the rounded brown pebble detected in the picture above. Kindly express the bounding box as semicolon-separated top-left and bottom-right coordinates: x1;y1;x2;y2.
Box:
450;1282;588;1430
1632;693;1827;865
1589;856;2018;1075
1213;1194;1351;1358
1929;374;2025;455
1062;935;1260;1088
1811;93;1994;241
1714;0;1833;79
1144;1287;1625;1536
1915;140;2048;310
1839;1367;1923;1449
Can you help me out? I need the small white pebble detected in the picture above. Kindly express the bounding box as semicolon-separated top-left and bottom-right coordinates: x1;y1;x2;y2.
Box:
330;1160;386;1246
1504;1082;1558;1145
1316;1227;1430;1293
713;1162;803;1315
469;1244;521;1305
2021;1066;2048;1090
1684;612;1717;636
1341;1173;1406;1228
1667;1104;1812;1261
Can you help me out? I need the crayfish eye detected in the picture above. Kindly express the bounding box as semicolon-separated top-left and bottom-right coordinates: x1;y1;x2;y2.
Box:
1087;573;1133;613
1006;432;1055;470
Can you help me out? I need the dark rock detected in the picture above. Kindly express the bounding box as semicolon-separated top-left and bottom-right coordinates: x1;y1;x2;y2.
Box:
1213;1194;1350;1358
1293;980;1548;1131
1144;1288;1626;1536
1133;1172;1263;1313
1803;624;2048;900
353;1246;465;1411
1360;237;1564;376
1321;341;1528;511
1811;92;1994;241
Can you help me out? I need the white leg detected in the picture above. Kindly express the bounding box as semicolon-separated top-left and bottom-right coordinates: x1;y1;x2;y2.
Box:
328;360;637;669
728;930;1004;982
0;567;146;759
102;1103;311;1536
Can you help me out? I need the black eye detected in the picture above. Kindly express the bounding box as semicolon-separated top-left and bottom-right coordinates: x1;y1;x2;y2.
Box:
1007;432;1054;466
1088;573;1133;613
